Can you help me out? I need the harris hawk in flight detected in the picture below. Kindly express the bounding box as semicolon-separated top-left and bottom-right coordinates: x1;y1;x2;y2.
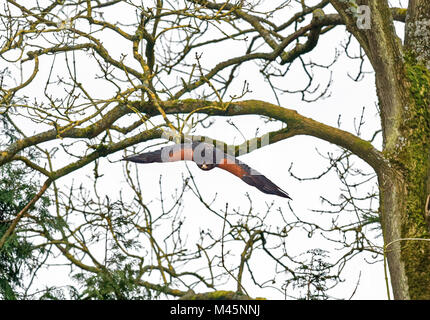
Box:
123;141;291;199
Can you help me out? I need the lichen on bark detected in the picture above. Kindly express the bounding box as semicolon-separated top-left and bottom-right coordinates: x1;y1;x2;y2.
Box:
394;52;430;299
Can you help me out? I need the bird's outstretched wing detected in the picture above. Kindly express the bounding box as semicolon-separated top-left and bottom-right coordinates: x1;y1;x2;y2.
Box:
123;143;194;163
215;154;291;199
123;142;291;199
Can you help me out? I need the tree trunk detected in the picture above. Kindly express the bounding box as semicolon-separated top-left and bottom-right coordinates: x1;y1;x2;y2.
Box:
378;168;430;300
376;0;430;299
329;0;430;299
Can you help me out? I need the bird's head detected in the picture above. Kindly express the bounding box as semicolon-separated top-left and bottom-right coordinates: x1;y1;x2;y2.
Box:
196;163;216;171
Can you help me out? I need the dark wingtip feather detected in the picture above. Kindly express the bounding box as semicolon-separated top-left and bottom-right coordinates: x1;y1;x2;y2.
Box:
122;154;144;163
241;174;291;200
264;181;291;199
122;150;162;164
276;188;292;200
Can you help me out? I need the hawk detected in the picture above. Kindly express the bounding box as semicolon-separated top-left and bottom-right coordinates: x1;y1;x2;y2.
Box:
123;141;291;199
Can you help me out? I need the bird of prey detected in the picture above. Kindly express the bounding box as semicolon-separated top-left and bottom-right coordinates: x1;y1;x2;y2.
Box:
123;141;291;199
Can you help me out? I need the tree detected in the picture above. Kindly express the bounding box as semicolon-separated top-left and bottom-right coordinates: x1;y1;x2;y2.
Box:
0;118;51;299
0;0;429;299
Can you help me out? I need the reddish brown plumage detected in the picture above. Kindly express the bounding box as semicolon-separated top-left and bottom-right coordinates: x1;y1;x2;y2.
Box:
217;159;248;179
